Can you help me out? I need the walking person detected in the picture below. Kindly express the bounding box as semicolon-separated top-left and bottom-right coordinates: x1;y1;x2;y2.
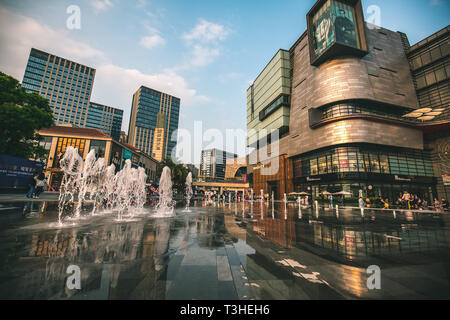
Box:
441;198;449;211
359;197;366;209
434;198;441;212
402;191;411;209
26;172;38;198
34;172;46;199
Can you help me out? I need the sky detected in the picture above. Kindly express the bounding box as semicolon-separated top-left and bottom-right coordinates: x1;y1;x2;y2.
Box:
0;0;448;163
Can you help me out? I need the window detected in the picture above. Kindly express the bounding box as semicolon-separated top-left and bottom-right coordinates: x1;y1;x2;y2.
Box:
425;72;437;86
421;52;431;66
435;68;446;82
416;75;427;89
89;140;107;158
430;47;442;61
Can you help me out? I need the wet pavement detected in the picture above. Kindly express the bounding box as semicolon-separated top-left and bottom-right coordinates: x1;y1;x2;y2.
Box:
0;200;449;300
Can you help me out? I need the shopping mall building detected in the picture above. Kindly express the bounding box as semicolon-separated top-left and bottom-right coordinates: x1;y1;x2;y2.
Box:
247;0;449;202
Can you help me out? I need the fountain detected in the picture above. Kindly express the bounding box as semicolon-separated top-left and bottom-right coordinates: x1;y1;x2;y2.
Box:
154;166;175;216
272;191;275;219
298;197;302;219
184;172;193;212
58;147;147;224
58;146;82;224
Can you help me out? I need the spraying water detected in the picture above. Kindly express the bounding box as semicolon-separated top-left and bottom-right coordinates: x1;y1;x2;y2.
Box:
58;148;147;225
155;166;175;216
184;172;193;212
58;146;82;225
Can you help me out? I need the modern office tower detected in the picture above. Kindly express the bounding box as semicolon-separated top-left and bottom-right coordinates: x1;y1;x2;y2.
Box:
247;0;449;201
405;26;450;199
22;48;95;127
85;102;124;140
200;149;238;180
151;112;166;162
128;86;180;160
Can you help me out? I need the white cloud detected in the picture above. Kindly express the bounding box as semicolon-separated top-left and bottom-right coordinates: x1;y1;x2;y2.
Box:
180;19;230;68
92;0;114;12
191;45;220;67
139;34;166;49
93;64;208;108
136;0;148;8
0;6;106;78
0;6;208;132
183;19;229;43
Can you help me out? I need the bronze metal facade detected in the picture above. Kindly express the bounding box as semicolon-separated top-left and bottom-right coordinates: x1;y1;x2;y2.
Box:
247;0;449;201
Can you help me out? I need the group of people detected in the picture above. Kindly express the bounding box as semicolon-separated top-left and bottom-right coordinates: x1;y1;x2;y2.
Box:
26;172;48;199
358;191;449;212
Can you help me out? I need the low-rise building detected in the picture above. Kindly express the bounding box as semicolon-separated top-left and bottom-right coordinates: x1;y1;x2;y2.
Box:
37;125;159;189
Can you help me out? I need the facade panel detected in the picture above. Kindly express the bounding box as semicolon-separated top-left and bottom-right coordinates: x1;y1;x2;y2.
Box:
127;86;180;160
22;48;95;127
246;1;449;202
85;102;123;140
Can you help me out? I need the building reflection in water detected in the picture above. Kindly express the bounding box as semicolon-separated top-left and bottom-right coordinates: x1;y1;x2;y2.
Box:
3;217;173;300
244;202;450;299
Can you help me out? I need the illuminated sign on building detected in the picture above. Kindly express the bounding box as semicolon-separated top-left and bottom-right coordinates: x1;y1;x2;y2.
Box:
307;0;368;66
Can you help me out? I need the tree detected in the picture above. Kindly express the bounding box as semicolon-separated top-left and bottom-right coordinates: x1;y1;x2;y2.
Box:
0;72;54;159
156;157;189;192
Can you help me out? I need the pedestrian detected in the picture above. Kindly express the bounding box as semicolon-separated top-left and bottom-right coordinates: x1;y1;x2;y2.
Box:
434;198;441;212
402;191;411;209
34;172;46;198
26;172;38;198
441;198;449;211
381;198;390;209
359;197;365;209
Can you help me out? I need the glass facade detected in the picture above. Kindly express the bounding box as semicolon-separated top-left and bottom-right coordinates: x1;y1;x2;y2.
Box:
200;149;237;179
22;48;95;128
318;101;416;123
85;102;123;140
295;145;434;178
129;86;180;160
311;0;360;59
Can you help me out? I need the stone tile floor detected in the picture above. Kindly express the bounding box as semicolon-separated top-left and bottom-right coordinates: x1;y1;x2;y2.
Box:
0;200;449;300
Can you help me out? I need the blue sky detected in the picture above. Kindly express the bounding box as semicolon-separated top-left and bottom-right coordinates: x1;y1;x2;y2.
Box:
0;0;448;163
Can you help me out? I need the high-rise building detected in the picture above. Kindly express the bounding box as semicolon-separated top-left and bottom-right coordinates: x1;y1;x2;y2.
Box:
247;0;449;201
22;48;95;127
151;112;166;162
200;149;238;180
85;102;123;141
128;86;180;160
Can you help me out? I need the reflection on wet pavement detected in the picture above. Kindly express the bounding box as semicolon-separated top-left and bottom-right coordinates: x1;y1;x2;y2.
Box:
0;200;449;300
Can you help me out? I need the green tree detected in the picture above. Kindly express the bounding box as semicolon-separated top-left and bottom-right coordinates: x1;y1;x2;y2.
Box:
156;157;189;192
0;71;54;160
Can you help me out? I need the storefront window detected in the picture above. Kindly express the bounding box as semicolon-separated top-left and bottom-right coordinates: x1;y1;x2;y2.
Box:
310;158;318;176
318;156;328;174
53;137;85;168
379;155;390;174
369;154;380;173
90;140;106;158
296;146;434;178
